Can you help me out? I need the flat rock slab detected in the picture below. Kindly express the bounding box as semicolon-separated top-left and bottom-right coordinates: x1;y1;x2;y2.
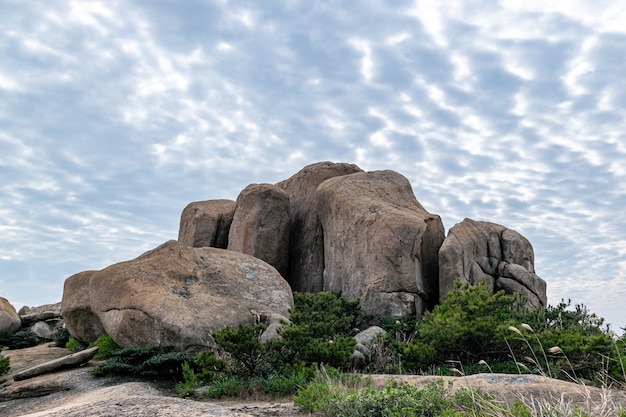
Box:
13;347;99;381
369;373;626;407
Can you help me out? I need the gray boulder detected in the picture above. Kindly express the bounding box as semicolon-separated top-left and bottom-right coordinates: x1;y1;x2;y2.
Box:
227;183;290;276
178;199;235;248
62;271;107;345
276;161;363;292
317;170;445;318
64;240;293;352
0;297;21;333
439;218;547;309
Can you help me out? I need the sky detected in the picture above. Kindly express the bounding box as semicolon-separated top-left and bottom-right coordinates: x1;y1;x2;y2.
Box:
1;1;625;331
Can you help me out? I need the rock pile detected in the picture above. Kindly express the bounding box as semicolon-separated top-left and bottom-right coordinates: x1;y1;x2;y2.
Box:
0;299;63;341
48;161;547;351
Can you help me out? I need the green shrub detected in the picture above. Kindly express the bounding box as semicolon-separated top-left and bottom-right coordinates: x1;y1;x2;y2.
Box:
0;351;9;376
90;346;193;380
87;335;120;360
213;322;271;377
53;326;70;347
202;375;246;398
0;329;40;349
259;363;317;398
416;282;522;367
271;291;360;369
65;337;84;351
295;372;490;417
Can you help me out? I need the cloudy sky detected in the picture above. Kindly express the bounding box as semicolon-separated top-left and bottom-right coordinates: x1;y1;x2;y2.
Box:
1;1;625;331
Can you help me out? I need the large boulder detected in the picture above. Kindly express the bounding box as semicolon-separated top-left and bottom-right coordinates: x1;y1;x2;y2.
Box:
276;161;363;292
65;241;293;352
0;297;21;333
227;183;290;276
61;271;107;345
438;218;547;309
178;199;235;248
317;170;445;318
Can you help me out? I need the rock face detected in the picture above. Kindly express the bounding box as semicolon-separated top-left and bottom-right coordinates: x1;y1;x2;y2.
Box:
317;170;445;318
63;240;294;352
62;271;107;345
227;183;291;277
439;218;547;309
178;199;236;248
276;161;363;292
0;297;21;333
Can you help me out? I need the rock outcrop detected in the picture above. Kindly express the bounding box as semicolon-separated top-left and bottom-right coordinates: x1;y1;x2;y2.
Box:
0;297;21;333
61;271;107;345
63;240;293;352
276;161;363;292
439;218;547;309
317;170;445;317
227;183;290;277
178;199;236;248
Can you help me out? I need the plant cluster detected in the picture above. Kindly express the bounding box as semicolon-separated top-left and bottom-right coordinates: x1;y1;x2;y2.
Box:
90;345;194;380
0;329;40;349
368;282;626;386
295;368;626;417
87;335;120;361
175;291;361;398
0;350;9;376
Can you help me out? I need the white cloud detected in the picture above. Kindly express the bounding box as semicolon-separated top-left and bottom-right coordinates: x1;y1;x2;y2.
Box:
1;0;625;330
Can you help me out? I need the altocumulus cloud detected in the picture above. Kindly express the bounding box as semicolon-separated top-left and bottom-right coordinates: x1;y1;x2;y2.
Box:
1;0;625;330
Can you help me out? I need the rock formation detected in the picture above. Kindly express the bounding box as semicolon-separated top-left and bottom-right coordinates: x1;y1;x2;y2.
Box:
317;170;445;317
178;199;235;248
63;240;293;352
276;161;363;292
439;218;547;309
57;161;549;353
227;183;290;276
61;271;107;345
0;297;21;333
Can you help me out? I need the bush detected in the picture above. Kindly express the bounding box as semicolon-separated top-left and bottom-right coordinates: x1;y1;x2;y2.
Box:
65;337;84;351
53;326;70;347
87;335;120;361
294;371;490;417
0;351;9;376
271;291;360;369
213;322;270;377
0;329;41;349
90;346;193;380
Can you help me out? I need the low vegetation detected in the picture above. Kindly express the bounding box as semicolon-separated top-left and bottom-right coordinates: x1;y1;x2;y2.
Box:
0;349;9;376
83;285;626;414
0;329;41;349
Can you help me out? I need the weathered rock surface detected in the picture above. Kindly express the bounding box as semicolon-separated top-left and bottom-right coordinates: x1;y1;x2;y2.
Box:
178;199;236;248
439;218;547;309
13;347;99;381
61;271;107;345
65;240;294;351
317;170;445;318
276;161;363;292
228;183;290;276
28;320;63;341
0;297;21;333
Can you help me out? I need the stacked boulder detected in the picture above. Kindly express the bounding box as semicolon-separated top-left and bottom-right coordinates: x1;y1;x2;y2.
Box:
439;219;547;309
0;298;64;341
62;161;548;351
